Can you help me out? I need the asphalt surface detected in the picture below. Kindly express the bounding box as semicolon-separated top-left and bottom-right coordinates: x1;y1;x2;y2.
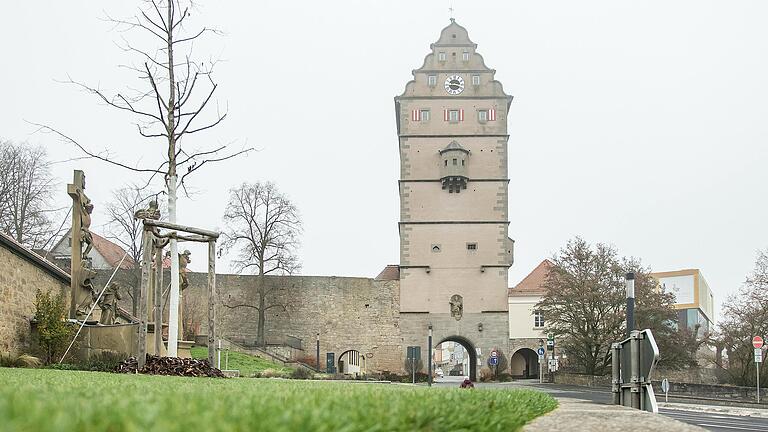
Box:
431;377;768;432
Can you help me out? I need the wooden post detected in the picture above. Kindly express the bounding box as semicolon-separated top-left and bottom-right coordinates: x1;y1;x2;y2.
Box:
207;240;217;367
154;242;164;355
137;229;153;370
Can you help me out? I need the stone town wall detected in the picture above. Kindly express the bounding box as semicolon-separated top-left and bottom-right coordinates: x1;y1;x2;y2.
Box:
184;273;404;373
0;236;69;353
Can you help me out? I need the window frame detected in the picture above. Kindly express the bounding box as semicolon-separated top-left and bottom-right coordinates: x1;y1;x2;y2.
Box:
478;109;488;123
462;52;470;61
438;52;446;62
448;109;460;122
534;310;545;328
472;75;480;85
420;109;430;122
428;75;437;87
466;242;478;251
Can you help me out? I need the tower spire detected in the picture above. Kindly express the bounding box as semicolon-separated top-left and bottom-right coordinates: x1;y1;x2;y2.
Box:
449;1;455;21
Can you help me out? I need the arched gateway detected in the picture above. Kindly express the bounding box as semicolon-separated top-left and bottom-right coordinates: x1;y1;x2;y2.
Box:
437;336;477;381
395;19;514;377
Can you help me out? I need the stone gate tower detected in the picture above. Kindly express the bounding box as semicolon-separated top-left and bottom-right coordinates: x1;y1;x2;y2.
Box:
395;19;514;380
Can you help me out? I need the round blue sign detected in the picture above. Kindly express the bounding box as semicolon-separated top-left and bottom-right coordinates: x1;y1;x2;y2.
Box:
537;347;545;356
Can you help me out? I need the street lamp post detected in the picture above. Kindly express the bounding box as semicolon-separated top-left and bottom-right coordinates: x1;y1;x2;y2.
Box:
316;333;320;371
625;272;635;338
428;324;433;387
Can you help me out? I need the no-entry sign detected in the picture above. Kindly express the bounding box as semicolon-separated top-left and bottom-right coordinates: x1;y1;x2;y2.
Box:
753;336;764;349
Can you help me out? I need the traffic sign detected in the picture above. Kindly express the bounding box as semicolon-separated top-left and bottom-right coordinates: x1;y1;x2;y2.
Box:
756;348;763;363
489;357;498;366
546;340;554;348
491;351;498;358
753;336;764;349
661;378;669;393
537;347;545;356
547;333;554;341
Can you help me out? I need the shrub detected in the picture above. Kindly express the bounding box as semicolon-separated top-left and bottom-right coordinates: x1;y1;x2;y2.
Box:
45;363;80;371
479;366;493;382
82;352;127;372
0;352;42;368
257;368;288;378
290;367;314;380
33;289;74;364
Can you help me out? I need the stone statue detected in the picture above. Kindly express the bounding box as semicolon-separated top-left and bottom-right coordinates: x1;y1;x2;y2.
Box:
76;260;98;319
450;294;463;321
179;250;191;291
99;282;122;325
80;198;94;261
134;198;161;220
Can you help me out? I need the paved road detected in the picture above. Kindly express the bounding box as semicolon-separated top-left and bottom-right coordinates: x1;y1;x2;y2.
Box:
430;379;768;431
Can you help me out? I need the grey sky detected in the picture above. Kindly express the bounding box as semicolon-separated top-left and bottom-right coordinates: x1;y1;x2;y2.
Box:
2;1;767;321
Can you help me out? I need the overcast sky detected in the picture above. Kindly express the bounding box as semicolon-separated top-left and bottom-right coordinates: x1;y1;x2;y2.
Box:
2;1;767;321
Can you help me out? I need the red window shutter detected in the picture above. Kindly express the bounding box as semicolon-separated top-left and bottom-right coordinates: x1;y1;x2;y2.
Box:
444;109;449;121
459;109;464;121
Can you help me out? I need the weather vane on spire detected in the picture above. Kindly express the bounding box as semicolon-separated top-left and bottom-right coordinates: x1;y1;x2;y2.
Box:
449;1;455;20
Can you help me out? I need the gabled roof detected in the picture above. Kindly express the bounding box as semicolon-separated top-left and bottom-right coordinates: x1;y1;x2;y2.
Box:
375;265;400;281
439;140;469;155
91;232;135;269
508;259;553;297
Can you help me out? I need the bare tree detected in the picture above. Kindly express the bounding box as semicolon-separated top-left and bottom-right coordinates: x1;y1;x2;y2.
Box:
103;184;166;314
34;0;252;354
716;249;768;386
220;182;302;347
0;140;57;249
536;237;695;375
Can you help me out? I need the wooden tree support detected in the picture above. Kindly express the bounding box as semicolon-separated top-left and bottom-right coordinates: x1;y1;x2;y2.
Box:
136;219;219;370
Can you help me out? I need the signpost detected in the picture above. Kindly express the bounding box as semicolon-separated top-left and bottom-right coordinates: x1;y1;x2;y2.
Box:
547;333;555;383
754;336;763;403
407;346;421;384
661;378;670;403
538;343;545;384
612;329;660;413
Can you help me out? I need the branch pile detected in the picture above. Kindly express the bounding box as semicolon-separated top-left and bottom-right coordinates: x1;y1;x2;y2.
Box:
115;354;225;378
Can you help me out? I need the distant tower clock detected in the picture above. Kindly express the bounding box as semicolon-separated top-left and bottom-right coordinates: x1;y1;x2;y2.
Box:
444;75;465;95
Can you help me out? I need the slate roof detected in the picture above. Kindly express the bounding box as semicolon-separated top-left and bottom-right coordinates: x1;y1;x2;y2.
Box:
508;259;553;297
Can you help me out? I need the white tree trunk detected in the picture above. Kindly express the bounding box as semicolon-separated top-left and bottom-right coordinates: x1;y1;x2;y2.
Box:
167;174;180;356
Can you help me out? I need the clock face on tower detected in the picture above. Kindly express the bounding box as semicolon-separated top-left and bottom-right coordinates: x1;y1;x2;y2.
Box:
444;75;465;95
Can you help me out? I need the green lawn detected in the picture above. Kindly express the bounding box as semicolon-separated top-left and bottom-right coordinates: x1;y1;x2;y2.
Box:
0;368;556;431
190;346;293;377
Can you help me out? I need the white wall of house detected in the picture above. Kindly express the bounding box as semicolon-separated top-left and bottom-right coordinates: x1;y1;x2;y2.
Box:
508;295;546;339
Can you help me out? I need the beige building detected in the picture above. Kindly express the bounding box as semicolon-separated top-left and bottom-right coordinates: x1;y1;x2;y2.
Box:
651;269;715;336
395;19;514;380
508;260;551;378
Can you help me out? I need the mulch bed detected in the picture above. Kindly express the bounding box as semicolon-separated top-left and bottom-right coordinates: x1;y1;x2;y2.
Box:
115;354;225;378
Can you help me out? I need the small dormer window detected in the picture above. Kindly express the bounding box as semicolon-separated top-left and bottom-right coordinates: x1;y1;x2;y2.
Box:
438;52;446;62
472;75;480;85
462;52;470;61
428;75;437;86
452;158;458;166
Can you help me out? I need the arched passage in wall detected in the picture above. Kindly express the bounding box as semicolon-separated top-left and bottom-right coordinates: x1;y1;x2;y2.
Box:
435;336;477;381
510;348;539;379
338;349;365;376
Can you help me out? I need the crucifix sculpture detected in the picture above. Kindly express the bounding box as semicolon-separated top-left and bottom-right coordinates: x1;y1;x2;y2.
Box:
67;170;96;319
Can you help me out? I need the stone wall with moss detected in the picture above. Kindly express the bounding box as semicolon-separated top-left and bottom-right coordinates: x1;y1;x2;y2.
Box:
0;236;69;353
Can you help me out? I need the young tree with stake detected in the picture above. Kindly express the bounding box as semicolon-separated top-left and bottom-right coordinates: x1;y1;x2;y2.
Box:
35;1;251;356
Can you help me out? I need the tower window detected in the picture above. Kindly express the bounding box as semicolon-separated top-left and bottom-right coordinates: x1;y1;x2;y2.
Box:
444;160;448;167
448;110;460;122
478;110;488;123
431;244;441;253
420;109;430;122
438;52;446;62
472;75;480;85
466;243;477;251
452;158;457;166
462;52;470;61
461;159;465;166
428;75;437;86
